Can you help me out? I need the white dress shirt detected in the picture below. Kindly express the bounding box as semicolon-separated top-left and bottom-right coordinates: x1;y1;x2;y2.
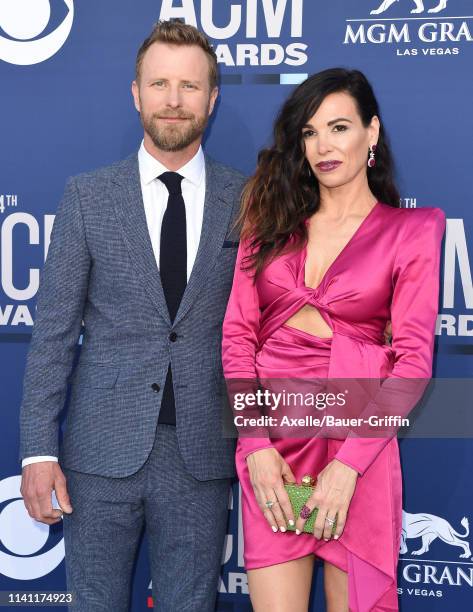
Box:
22;142;206;468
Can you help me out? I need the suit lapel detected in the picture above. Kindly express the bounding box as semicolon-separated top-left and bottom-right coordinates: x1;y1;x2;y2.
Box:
112;155;171;325
173;156;234;327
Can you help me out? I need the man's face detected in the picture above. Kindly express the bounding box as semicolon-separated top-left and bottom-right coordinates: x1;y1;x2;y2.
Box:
132;42;218;152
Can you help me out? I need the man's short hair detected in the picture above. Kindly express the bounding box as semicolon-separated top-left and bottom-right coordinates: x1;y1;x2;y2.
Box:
135;20;218;90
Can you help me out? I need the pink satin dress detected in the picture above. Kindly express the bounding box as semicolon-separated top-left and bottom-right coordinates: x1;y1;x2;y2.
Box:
222;202;446;612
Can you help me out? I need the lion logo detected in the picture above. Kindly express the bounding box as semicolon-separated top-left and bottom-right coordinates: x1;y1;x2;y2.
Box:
401;510;472;560
371;0;448;15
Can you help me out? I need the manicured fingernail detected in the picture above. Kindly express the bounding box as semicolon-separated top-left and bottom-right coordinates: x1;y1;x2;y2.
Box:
272;526;278;533
324;538;329;541
334;534;339;540
288;519;295;526
280;526;286;533
295;529;301;535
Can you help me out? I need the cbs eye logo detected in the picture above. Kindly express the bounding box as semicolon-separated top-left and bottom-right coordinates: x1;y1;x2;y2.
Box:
0;475;64;580
0;0;74;66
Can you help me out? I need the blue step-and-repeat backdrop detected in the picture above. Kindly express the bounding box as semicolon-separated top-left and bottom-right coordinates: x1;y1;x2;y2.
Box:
1;1;472;610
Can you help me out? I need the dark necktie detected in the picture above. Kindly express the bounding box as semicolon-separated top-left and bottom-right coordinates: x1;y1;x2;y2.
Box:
158;171;186;426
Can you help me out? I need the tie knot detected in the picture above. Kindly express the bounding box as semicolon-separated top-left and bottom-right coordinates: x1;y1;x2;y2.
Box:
158;171;184;195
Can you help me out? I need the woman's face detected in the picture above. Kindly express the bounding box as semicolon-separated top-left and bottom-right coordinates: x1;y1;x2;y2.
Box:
302;91;379;191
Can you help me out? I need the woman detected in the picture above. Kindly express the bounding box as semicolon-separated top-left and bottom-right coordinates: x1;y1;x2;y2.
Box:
222;68;445;612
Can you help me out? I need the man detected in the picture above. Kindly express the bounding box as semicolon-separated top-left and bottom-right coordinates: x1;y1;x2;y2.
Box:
20;20;244;611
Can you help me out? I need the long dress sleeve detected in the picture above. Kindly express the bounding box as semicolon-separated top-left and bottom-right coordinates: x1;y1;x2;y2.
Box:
335;207;446;476
222;238;275;459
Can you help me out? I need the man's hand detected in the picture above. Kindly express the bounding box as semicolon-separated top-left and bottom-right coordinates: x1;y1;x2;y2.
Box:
21;462;73;525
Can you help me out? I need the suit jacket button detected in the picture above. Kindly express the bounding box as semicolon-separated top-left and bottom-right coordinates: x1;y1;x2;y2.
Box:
151;383;160;392
169;332;178;342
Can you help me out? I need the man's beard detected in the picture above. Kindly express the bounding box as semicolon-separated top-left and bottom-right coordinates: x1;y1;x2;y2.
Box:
142;108;209;152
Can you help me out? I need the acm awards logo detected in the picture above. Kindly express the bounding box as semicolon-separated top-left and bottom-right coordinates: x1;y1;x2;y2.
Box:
0;209;53;328
219;485;248;596
0;0;74;66
158;0;308;70
399;509;473;599
439;219;473;338
344;0;472;56
0;475;64;580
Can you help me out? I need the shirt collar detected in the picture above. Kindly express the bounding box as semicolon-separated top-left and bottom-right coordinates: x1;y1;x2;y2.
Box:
138;140;205;187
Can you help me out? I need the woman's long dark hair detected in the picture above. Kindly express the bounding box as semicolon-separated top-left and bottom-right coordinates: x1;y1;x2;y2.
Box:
238;68;400;275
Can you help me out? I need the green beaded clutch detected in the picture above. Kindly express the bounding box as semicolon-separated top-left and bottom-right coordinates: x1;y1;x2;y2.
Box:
284;475;337;535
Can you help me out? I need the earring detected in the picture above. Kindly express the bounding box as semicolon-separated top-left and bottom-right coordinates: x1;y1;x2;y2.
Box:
368;144;377;168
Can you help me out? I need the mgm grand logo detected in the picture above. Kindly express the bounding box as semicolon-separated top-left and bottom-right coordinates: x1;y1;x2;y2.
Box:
398;510;473;599
344;0;472;56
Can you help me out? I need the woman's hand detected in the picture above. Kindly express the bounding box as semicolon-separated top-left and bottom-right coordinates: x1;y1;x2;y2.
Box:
246;447;297;532
296;459;358;540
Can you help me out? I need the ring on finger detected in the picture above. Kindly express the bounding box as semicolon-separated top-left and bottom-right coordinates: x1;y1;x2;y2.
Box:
325;516;336;526
300;504;312;520
265;500;276;509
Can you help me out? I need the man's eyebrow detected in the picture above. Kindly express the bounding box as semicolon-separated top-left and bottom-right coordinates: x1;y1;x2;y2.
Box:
147;77;202;85
146;77;168;84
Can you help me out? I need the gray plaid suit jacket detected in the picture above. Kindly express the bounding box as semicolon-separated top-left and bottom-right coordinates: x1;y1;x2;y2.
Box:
19;153;245;480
